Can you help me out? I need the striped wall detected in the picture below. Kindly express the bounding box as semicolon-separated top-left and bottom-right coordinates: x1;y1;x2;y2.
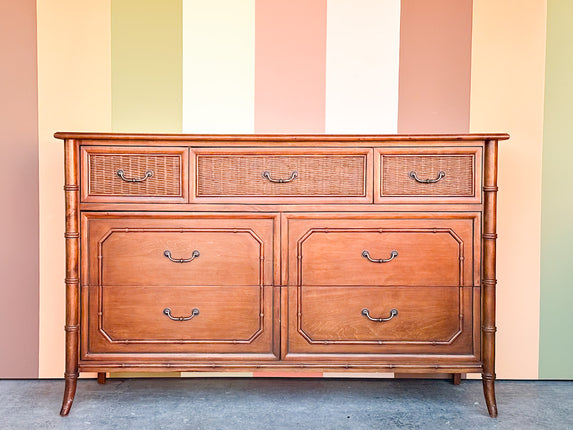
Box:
1;0;570;379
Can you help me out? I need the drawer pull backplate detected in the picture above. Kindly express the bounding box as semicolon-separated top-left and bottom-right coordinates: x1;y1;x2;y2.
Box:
362;250;398;263
408;170;446;184
361;308;398;322
116;169;154;183
163;307;200;321
164;249;200;263
261;170;298;183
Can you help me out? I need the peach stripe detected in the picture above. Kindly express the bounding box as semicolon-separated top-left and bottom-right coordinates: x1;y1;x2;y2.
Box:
469;0;546;379
37;0;111;378
253;372;324;378
397;0;472;133
255;0;327;133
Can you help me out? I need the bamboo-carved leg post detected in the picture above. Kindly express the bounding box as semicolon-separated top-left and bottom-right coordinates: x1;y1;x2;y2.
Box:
482;139;498;418
61;139;80;416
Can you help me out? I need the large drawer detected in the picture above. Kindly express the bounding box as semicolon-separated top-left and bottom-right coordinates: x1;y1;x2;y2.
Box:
283;285;478;356
81;146;189;203
83;213;277;287
192;148;373;203
285;213;479;287
375;147;482;204
84;285;276;356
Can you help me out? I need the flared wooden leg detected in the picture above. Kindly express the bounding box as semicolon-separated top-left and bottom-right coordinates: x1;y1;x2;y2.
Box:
482;375;498;418
60;374;78;416
97;372;107;384
452;373;461;385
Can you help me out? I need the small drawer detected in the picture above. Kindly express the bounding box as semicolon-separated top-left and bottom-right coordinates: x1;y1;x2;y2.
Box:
81;146;188;203
85;285;275;355
284;285;476;356
375;147;482;203
285;214;478;287
192;148;373;203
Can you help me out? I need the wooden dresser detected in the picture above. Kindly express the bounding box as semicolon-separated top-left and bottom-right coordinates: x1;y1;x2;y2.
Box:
55;133;508;417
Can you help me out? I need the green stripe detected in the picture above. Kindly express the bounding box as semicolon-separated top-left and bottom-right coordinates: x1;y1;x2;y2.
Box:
539;0;573;379
112;0;182;132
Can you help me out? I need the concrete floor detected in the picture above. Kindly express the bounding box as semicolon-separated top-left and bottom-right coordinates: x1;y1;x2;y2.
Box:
0;378;572;429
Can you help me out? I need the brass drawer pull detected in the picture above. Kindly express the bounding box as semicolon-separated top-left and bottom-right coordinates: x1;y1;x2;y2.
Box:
361;308;398;322
408;170;446;184
362;250;398;263
163;307;200;321
163;249;200;263
262;170;298;183
116;169;154;183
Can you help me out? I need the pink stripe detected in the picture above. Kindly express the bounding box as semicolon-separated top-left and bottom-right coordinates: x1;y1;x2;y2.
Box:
397;0;472;133
255;0;327;133
0;0;39;377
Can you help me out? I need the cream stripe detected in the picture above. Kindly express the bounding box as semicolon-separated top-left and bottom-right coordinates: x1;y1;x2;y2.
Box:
37;0;111;378
182;0;255;133
325;0;400;133
469;0;547;379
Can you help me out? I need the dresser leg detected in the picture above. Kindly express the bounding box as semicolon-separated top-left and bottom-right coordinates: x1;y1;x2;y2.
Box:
97;372;107;384
60;375;78;416
452;373;461;385
482;376;498;418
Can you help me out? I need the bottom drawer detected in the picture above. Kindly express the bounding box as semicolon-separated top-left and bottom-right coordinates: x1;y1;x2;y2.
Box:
284;286;477;357
83;285;276;357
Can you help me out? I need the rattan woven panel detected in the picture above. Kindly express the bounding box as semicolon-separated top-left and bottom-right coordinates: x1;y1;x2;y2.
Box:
382;154;474;196
89;154;181;196
197;155;366;196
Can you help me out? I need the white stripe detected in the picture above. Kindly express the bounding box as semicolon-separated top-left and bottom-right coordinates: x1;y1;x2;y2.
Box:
325;0;401;133
182;0;255;133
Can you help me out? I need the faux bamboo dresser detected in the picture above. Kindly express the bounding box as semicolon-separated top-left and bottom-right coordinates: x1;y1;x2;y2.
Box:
55;132;509;417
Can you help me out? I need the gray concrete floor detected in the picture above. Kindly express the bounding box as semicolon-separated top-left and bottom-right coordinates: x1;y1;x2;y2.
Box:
0;378;572;429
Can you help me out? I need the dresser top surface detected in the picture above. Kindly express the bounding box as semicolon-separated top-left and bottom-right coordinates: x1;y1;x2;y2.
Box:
54;132;510;145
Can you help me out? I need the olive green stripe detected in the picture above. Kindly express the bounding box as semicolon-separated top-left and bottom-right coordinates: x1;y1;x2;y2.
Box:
111;0;182;132
539;0;573;379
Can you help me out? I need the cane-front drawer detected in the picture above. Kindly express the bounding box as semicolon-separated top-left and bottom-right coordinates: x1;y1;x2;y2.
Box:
284;285;477;356
285;214;478;287
375;147;482;204
193;148;373;203
81;146;189;203
83;213;276;287
84;285;276;356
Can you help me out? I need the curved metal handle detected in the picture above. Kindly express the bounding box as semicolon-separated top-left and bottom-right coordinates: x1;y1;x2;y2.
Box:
408;170;446;184
361;308;398;322
164;249;200;263
163;307;199;321
262;170;298;183
116;169;154;183
362;250;398;263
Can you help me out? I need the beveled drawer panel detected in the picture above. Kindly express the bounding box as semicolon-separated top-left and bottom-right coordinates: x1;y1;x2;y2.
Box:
285;214;478;287
81;146;188;203
84;285;275;355
193;148;373;203
375;147;482;203
83;213;277;287
284;285;476;356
